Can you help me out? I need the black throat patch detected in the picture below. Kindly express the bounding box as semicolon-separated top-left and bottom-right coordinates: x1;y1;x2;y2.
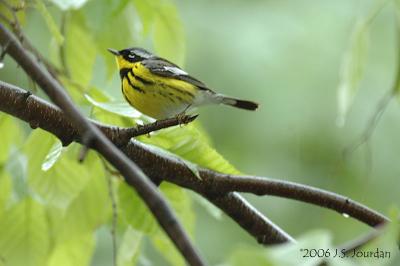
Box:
119;68;130;79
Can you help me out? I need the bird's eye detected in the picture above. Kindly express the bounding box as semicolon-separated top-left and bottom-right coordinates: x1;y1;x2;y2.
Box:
128;54;135;59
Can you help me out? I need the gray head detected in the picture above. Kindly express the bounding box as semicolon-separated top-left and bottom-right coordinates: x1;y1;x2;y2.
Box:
107;47;154;63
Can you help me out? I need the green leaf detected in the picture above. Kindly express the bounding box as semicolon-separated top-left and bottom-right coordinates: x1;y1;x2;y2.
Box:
56;151;110;240
0;198;50;266
0;115;22;165
49;0;89;10
5;148;28;200
35;0;64;45
117;226;143;266
0;172;12;213
41;140;63;171
153;1;186;66
24;131;91;209
140;122;240;175
132;0;156;37
47;234;95;266
117;180;157;234
336;0;389;127
82;0;136;77
64;11;96;86
133;140;202;180
85;94;142;118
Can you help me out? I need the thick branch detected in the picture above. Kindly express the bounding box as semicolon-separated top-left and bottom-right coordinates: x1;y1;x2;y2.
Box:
0;81;388;244
0;23;205;266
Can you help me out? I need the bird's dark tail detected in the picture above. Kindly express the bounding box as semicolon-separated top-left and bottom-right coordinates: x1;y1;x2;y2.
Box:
221;96;259;111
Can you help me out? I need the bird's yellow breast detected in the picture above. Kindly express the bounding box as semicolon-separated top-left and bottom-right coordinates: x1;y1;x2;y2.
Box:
117;58;198;119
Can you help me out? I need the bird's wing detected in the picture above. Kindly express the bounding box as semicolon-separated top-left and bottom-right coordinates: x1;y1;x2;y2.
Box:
142;58;210;90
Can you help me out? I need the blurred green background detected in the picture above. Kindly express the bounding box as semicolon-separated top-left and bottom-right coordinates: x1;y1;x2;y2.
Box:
1;0;399;265
177;0;400;264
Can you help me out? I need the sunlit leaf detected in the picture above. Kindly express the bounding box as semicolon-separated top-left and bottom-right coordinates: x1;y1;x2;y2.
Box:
336;0;389;127
41;140;63;171
133;140;202;180
35;0;64;45
140;122;240;175
47;234;95;266
50;0;89;10
117;226;143;266
85;94;142;118
0;198;50;266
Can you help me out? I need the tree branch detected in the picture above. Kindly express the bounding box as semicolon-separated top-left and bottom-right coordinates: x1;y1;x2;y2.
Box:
0;80;294;245
0;23;206;266
0;80;389;245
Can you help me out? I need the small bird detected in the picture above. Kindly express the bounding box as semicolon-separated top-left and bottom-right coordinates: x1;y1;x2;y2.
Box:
108;47;258;119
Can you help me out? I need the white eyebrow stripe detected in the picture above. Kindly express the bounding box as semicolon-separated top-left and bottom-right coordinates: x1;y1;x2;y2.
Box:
164;66;188;75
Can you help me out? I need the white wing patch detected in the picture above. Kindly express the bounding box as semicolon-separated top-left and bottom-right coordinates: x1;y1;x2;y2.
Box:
163;66;188;76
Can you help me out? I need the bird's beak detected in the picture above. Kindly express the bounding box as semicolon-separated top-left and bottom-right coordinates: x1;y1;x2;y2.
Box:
107;48;120;56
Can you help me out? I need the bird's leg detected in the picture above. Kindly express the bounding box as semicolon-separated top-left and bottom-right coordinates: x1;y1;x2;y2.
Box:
175;104;193;126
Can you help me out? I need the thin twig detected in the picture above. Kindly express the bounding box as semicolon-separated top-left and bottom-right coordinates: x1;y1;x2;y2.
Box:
0;24;206;266
0;3;63;78
343;89;394;158
108;114;198;147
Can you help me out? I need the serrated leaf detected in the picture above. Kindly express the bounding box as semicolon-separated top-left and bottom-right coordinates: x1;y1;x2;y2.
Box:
0;198;50;266
117;226;143;266
336;0;389;127
153;2;185;66
41;140;63;171
49;0;88;10
85;94;142;118
35;0;64;45
47;234;95;266
65;12;96;86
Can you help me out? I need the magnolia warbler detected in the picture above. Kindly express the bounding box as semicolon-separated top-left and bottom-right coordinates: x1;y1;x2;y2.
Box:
108;47;258;119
